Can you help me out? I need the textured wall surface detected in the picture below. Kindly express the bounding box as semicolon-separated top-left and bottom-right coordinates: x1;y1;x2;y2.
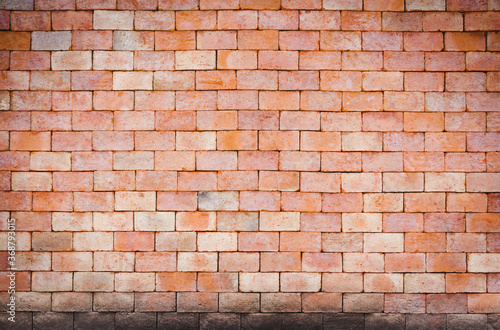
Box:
0;0;499;324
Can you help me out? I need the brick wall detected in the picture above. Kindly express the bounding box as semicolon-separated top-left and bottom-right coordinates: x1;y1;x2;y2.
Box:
0;0;499;320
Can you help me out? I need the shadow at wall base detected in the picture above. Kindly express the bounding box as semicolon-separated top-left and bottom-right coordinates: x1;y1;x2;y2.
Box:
0;312;499;330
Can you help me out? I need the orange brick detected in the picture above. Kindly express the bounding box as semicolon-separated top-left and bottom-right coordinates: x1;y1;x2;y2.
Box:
448;233;486;252
176;10;217;30
73;30;112;50
303;253;341;272
384;52;424;71
445;32;486;51
33;192;72;212
238;30;278;50
300;10;339;30
323;273;363;292
425;52;465;71
196;70;236;90
52;10;92;30
176;212;215;231
322;193;363;212
258;51;298;70
280;71;319;90
280;232;321;252
301;213;341;232
425;133;466;152
405;32;443;51
426;294;467;313
240;191;280;211
156;272;196;292
198;273;238;292
446;274;486;293
155;31;196;50
196;151;237;170
320;31;361;51
382;12;421;31
218;10;257;30
52;91;92;111
404;152;444;172
74;192;114;212
197;31;236;50
427;253;466;272
404;273;445;293
342;11;381;31
10;51;50;71
344;253;384;272
158;192;197;211
73;112;113;131
404;193;446;212
218;171;258;191
219;252;259;272
217;50;257;70
0;32;31;50
114;232;154;252
178;172;217;191
11;132;50;151
342;52;383;70
467;213;500;232
135;11;174;30
300;172;340;192
423;12;463;31
363;112;403;132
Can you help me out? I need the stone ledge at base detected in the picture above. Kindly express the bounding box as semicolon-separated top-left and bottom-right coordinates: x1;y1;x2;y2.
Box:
0;312;499;330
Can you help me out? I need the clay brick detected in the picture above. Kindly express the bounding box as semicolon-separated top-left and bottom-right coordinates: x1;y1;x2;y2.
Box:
424;213;465;233
156;272;196;291
323;273;363;292
176;11;217;30
198;272;238;292
71;71;112;90
155;232;196;252
424;12;463;31
197;191;239;211
198;232;237;251
320;31;361;50
218;50;257;70
342;11;381;30
178;252;217;272
52;10;92;30
259;51;298;70
32;31;71;50
73;30;112;50
155;31;196;50
240;273;279;292
11;11;50;31
446;273;486;293
74;192;114;212
219;252;259;272
238;30;278;50
344;253;384;272
383;213;423;233
10;51;50;71
343;52;383;70
281;273;321;292
238;232;278;253
384;52;424;71
218;10;257;30
404;273;445;293
73;152;112;171
465;12;500;31
0;31;30;50
300;10;340;30
196;151;237;171
135;11;174;30
157;192;197;211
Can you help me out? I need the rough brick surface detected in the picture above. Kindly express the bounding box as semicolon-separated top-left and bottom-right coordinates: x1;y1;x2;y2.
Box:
0;0;498;325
